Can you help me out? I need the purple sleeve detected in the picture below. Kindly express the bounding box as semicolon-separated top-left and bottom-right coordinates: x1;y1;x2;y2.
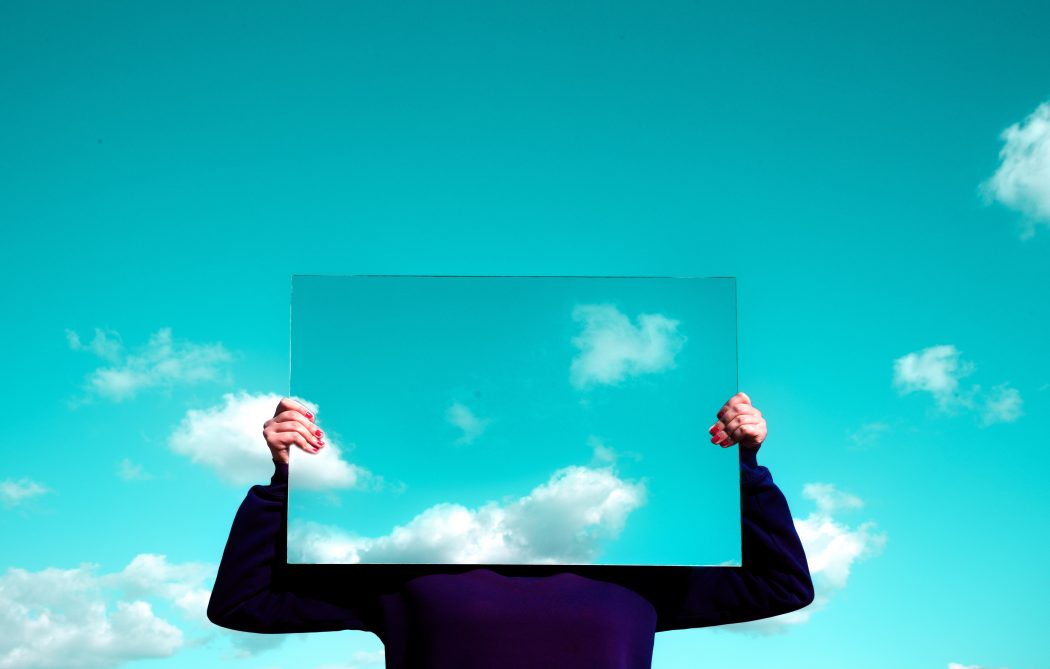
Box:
206;460;377;634
654;447;815;631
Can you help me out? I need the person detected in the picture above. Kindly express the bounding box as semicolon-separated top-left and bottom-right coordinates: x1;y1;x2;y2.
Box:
207;392;814;669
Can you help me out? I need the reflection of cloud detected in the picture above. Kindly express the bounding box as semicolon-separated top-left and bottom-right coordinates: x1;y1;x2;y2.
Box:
0;477;51;508
722;483;886;635
66;327;233;403
981;99;1050;239
169;392;375;491
446;402;490;445
0;553;216;669
569;304;686;389
290;464;646;565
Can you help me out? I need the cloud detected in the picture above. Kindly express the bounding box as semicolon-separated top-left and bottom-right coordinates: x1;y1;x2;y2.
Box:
67;327;233;402
116;459;153;481
0;478;51;508
723;483;886;634
893;345;976;410
892;346;1024;428
446;402;490;445
948;664;1008;669
289;463;646;565
168;391;375;491
569;304;686;389
982;100;1050;239
980;383;1023;426
845;422;891;450
0;554;215;669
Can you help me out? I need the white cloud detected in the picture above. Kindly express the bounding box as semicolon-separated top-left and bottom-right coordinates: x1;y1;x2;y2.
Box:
290;464;646;565
893;345;976;409
67;327;233;402
980;383;1023;426
723;482;886;634
446;402;490;445
116;459;153;481
982;100;1050;239
0;478;51;508
948;663;1008;669
0;557;202;669
168;391;374;491
892;346;1024;428
569;304;686;389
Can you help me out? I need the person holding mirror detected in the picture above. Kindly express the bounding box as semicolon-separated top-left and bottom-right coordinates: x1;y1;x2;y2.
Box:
207;391;814;668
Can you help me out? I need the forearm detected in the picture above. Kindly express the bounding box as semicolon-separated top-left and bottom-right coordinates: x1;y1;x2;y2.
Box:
207;461;375;633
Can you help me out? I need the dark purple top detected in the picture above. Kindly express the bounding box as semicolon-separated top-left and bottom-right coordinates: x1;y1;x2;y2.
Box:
207;447;814;668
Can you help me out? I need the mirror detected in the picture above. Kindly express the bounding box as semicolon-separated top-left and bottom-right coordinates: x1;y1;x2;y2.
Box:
287;275;739;567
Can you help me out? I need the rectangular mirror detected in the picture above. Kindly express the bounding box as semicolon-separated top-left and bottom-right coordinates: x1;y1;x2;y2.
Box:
288;275;739;567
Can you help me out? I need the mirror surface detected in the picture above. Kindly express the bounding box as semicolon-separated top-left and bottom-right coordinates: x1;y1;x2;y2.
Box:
288;275;740;566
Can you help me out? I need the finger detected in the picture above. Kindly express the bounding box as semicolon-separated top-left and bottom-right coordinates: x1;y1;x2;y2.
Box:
270;410;322;440
723;414;761;434
273;428;320;454
275;421;324;449
729;423;763;444
718;401;756;426
276;397;315;422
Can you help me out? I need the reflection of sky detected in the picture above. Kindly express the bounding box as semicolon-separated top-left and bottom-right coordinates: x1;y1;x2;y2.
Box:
288;276;739;565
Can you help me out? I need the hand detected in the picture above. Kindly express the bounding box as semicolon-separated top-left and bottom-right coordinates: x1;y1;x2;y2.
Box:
709;391;766;452
262;397;325;465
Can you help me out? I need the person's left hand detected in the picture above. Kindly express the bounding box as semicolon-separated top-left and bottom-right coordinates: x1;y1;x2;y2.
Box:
709;391;767;451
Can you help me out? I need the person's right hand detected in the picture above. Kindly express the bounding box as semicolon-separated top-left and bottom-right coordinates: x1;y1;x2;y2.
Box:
263;397;325;465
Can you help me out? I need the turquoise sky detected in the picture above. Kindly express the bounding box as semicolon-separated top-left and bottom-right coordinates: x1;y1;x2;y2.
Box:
2;1;1048;669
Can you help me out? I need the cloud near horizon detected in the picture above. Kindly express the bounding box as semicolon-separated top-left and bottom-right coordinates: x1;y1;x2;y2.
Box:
289;463;647;565
569;303;686;390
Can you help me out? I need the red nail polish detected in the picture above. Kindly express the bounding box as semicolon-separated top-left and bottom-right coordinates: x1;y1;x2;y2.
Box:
306;412;314;420
315;430;322;437
710;435;720;444
709;426;718;435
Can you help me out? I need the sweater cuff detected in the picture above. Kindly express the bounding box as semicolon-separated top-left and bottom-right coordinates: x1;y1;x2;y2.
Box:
739;446;759;469
271;458;289;485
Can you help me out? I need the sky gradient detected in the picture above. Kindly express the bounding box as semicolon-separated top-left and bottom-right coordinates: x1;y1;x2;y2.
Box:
2;2;1049;669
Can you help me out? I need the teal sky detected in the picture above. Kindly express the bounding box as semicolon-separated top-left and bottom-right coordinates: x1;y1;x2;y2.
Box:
2;1;1049;669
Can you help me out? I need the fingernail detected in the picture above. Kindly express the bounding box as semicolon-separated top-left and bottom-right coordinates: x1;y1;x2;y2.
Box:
314;429;322;437
306;412;314;420
708;425;718;435
710;435;721;444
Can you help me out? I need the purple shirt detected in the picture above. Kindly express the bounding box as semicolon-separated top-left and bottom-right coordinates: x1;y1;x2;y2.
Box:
207;448;814;668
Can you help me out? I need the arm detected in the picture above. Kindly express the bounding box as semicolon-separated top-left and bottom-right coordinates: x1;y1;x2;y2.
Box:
654;447;814;631
206;459;378;634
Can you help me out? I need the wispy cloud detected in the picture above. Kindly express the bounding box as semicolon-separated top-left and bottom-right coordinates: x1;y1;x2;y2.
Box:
980;382;1024;426
168;391;375;491
446;402;491;445
66;327;233;403
289;462;646;565
893;344;976;409
948;663;1008;669
569;304;686;390
0;553;214;669
845;422;891;450
116;459;154;481
892;345;1023;427
723;482;886;634
0;477;51;508
317;650;386;669
981;99;1050;239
